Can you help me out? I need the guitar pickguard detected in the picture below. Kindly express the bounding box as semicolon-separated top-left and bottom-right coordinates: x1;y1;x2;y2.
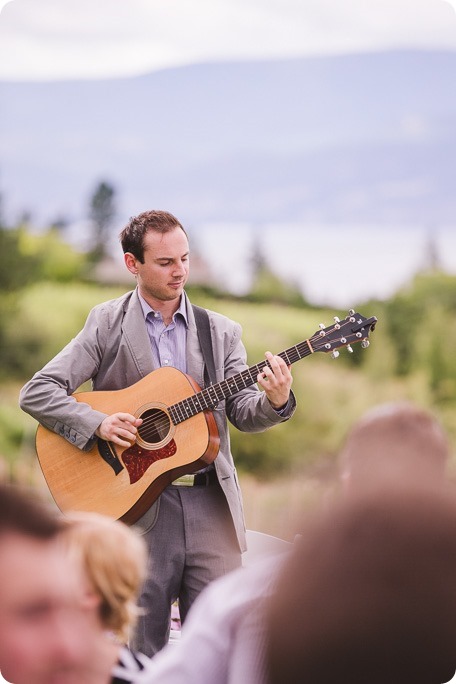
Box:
122;439;177;484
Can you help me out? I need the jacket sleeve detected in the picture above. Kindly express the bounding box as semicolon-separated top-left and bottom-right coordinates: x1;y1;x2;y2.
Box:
215;318;297;433
19;305;110;450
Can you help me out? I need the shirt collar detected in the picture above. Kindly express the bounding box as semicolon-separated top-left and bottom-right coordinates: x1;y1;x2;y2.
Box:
137;289;189;326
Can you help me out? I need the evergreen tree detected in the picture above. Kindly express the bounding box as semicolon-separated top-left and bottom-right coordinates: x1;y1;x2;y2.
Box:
88;181;116;263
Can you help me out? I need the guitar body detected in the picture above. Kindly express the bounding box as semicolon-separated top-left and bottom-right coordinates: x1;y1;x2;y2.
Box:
36;366;220;524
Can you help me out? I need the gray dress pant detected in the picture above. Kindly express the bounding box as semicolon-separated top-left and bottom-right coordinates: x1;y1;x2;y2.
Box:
132;480;242;657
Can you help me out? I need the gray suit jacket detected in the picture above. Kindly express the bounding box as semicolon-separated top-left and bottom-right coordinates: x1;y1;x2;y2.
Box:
19;289;296;550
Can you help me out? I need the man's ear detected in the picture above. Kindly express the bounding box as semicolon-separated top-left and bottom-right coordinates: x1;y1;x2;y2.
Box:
124;252;138;275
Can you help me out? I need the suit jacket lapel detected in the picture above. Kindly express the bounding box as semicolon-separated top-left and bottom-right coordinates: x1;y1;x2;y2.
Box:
120;290;205;386
121;289;155;378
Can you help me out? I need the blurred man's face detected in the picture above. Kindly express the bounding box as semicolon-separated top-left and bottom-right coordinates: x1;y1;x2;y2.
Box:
0;533;92;684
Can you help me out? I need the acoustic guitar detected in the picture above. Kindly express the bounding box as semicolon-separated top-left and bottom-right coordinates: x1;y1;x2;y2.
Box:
36;310;377;524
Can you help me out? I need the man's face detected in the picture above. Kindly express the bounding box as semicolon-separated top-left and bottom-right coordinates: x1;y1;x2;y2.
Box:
0;533;93;684
125;226;190;305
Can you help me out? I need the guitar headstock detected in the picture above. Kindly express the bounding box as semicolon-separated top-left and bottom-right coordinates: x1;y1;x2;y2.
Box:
310;310;377;358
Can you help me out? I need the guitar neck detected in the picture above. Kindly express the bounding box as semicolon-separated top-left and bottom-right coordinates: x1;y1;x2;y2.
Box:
169;311;377;425
169;339;312;425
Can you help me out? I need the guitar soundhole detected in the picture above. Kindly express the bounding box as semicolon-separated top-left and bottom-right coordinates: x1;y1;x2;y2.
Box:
137;408;171;447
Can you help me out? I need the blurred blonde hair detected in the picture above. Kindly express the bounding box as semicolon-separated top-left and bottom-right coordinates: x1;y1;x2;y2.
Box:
61;511;148;642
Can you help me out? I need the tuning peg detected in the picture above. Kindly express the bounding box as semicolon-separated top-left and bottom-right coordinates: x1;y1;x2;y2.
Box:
331;350;340;359
349;309;355;315
334;316;340;323
361;339;370;349
346;345;353;353
319;323;325;329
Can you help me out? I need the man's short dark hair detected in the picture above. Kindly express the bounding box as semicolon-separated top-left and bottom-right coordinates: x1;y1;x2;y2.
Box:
119;210;187;263
0;483;62;539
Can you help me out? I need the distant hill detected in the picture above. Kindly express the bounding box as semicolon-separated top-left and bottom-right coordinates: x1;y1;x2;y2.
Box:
1;50;455;226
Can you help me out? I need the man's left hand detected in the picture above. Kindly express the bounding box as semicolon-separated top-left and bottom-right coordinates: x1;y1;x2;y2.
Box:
257;351;293;410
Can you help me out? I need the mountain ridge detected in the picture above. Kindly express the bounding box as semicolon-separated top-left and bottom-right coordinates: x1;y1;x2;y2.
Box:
0;49;455;227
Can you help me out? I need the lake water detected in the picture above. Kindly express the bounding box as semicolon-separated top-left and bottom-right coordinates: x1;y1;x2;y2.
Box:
195;223;456;308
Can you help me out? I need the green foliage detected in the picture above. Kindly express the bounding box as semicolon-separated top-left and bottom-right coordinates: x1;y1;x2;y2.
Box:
384;271;456;393
17;227;85;282
0;224;85;288
0;226;40;376
247;243;308;307
0;403;24;463
88;180;117;263
247;264;308;307
1;282;125;378
0;224;89;377
410;270;456;312
0;225;42;290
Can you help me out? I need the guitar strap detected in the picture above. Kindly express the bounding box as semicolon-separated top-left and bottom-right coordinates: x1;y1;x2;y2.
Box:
192;304;217;387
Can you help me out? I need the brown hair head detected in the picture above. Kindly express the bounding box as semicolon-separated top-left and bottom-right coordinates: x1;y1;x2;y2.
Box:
0;483;62;540
119;210;187;262
267;483;456;684
338;401;449;487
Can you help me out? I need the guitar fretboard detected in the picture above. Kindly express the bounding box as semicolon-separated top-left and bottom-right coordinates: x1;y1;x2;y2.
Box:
169;339;313;425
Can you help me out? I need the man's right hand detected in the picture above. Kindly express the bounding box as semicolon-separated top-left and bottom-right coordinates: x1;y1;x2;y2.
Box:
95;413;143;447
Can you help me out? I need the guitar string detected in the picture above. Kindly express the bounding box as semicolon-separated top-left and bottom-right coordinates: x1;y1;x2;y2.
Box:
136;337;317;439
136;322;369;438
137;329;366;440
134;324;367;442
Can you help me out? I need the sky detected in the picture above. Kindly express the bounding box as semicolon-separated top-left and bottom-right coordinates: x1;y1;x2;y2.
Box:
1;0;456;306
0;0;456;81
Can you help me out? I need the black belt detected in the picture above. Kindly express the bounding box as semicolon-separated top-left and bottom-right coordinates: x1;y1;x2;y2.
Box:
171;469;218;487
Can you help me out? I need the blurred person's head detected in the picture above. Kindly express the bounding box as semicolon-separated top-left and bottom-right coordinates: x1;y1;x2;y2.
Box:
267;482;456;684
61;511;148;643
338;401;449;489
0;484;91;684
